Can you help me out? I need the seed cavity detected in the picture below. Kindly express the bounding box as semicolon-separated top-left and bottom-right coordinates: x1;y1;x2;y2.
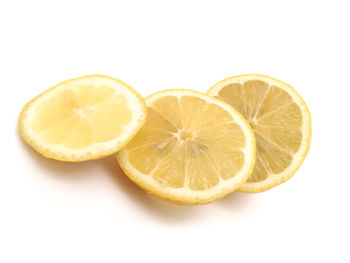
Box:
191;143;207;156
157;142;167;151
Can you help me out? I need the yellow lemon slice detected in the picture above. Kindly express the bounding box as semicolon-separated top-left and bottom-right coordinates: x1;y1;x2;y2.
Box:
117;90;256;204
207;74;311;192
19;75;146;161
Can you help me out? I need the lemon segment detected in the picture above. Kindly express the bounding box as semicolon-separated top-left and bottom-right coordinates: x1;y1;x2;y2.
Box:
207;74;311;192
19;75;146;161
117;90;256;204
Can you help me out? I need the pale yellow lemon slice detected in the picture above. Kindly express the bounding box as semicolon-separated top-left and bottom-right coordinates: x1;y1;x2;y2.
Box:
19;75;146;161
207;74;311;192
117;90;256;204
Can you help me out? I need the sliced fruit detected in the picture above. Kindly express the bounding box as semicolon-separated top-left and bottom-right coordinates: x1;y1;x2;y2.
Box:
19;75;146;161
117;90;256;204
207;74;311;192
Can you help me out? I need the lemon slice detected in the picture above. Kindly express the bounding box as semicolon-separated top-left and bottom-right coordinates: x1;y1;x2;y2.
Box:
207;74;311;192
19;75;146;161
117;90;255;204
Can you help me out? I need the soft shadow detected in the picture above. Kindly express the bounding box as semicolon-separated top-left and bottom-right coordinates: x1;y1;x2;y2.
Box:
216;190;257;212
19;134;252;220
19;134;197;221
99;156;198;222
20;137;101;180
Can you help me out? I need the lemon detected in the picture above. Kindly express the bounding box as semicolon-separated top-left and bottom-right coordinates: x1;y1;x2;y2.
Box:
207;74;311;192
19;75;146;161
117;90;256;204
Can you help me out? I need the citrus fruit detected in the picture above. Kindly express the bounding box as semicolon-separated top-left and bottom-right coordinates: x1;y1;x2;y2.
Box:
117;89;256;204
19;75;146;161
207;74;311;192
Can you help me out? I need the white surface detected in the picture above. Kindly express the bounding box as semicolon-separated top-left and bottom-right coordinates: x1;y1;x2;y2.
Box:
0;0;349;262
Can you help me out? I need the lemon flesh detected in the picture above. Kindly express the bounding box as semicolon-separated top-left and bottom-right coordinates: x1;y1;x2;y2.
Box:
117;90;256;204
19;75;146;161
207;74;311;192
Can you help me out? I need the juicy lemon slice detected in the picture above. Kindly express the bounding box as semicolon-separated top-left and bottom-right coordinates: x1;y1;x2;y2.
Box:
207;74;311;192
19;75;146;161
117;90;256;204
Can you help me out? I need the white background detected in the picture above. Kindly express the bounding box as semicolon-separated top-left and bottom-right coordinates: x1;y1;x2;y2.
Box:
1;0;349;262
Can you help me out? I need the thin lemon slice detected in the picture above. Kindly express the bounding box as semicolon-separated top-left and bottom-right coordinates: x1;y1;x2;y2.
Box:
19;75;146;161
117;90;256;204
207;74;311;192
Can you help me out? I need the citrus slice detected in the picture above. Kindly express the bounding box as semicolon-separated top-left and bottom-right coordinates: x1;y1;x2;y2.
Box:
117;90;256;204
207;74;311;192
19;75;146;161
